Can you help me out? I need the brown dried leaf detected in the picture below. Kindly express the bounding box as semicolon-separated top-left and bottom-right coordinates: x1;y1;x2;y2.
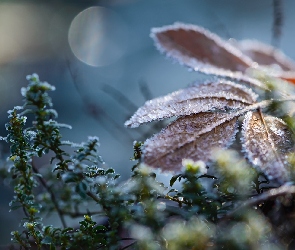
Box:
242;111;294;183
151;23;266;89
237;40;295;71
126;23;295;181
144;112;238;172
235;39;295;85
151;22;253;73
125;81;257;128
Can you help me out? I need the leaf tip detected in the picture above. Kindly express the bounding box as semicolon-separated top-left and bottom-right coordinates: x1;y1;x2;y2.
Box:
124;119;139;128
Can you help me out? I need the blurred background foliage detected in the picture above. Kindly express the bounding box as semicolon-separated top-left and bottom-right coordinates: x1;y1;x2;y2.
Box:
0;0;295;246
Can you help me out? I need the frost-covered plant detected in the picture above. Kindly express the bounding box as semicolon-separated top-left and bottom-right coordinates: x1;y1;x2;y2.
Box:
125;23;295;184
2;23;295;250
1;75;123;249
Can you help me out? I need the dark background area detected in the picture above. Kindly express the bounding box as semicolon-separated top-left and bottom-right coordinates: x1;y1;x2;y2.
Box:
0;0;294;245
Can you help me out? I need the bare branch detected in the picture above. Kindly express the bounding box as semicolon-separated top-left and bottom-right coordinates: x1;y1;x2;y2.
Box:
224;183;295;219
32;161;67;228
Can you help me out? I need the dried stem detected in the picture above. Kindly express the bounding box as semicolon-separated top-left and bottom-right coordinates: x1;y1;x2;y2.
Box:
121;241;137;250
272;0;283;48
221;183;295;221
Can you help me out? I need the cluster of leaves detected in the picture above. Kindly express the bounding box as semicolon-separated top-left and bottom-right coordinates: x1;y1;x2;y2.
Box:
2;23;295;249
125;23;295;184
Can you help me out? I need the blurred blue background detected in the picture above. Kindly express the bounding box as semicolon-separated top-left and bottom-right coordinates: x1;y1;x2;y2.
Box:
0;0;294;246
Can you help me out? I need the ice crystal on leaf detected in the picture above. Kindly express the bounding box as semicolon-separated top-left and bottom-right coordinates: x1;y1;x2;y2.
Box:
242;112;294;182
143;112;238;171
125;80;257;128
125;23;295;183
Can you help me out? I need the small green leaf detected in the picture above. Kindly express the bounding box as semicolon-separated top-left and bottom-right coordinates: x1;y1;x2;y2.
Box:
75;181;88;198
62;227;74;234
170;174;182;187
106;168;115;174
43;226;52;235
94;225;107;232
62;172;79;183
37;148;43;157
41;236;53;244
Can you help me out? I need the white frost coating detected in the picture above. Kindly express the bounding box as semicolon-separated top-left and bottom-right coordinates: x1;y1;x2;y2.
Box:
237;39;295;71
142;100;271;173
241;112;293;183
125;81;258;127
88;135;100;141
143;113;239;172
125;98;244;128
204;68;267;90
266;118;285;136
21;87;27;97
150;23;269;90
151;22;254;67
12;106;23;111
151;23;268;90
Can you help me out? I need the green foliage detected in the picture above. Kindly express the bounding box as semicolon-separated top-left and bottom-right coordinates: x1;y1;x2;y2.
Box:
1;74;295;249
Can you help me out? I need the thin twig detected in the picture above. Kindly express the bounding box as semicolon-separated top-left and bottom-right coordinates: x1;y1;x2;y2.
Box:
102;84;138;112
139;80;153;101
272;0;283;48
63;210;104;218
86;191;100;203
65;59;135;144
120;238;136;241
221;183;295;221
32;162;67;228
121;241;137;250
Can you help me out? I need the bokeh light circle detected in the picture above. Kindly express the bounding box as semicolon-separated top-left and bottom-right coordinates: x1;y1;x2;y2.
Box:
68;6;126;67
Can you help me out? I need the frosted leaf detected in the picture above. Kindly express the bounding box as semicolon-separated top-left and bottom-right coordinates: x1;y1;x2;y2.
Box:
143;112;238;172
21;87;27;97
125;81;257;127
26;73;39;81
234;39;295;85
151;23;267;90
26;131;37;140
151;23;254;73
47;109;58;118
88;136;100;142
125;23;295;181
12;106;23;111
236;39;295;71
220;71;267;90
242;112;294;183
